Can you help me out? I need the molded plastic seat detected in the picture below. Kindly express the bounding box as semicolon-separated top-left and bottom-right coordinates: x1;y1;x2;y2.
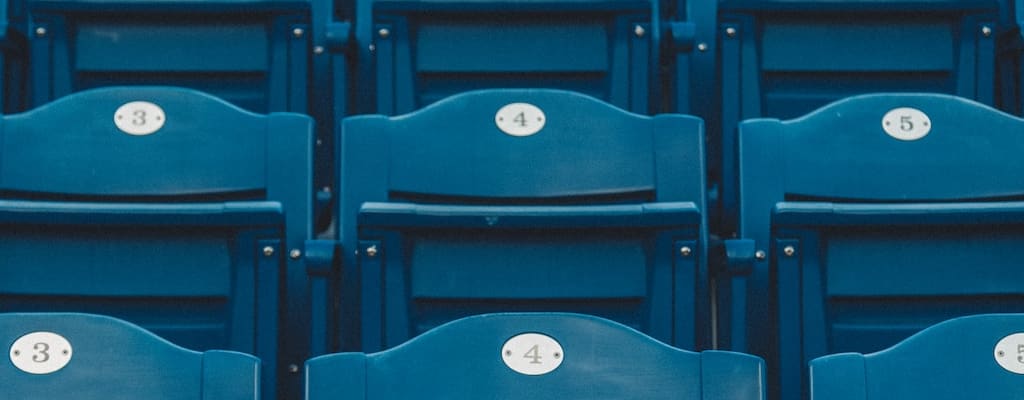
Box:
725;93;1024;400
716;0;998;232
810;314;1024;400
306;312;765;400
353;0;661;115
0;312;260;400
0;86;313;399
317;89;708;353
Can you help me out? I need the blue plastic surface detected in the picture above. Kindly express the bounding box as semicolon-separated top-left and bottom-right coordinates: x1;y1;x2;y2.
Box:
353;0;660;115
325;88;708;353
0;312;260;400
0;86;313;400
716;0;998;233
306;313;765;400
810;314;1024;400
728;93;1024;400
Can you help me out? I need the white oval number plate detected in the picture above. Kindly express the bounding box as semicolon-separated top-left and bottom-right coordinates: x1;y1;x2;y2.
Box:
882;107;931;141
994;332;1024;374
114;101;166;136
10;332;73;374
501;333;563;375
495;103;546;137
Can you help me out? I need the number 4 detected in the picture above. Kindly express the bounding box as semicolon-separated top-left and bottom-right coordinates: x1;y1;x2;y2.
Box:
513;112;528;127
523;344;542;364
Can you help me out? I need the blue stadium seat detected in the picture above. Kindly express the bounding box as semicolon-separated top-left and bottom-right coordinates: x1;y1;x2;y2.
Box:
717;0;998;232
24;0;309;114
724;93;1024;400
0;86;313;399
810;314;1024;400
1;312;260;399
317;89;708;353
306;313;765;400
353;0;661;115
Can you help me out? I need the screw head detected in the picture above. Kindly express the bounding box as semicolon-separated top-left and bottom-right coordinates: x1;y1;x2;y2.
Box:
263;246;275;257
634;25;646;38
680;246;693;257
365;245;379;257
783;246;796;257
292;27;305;38
378;28;390;38
313;45;325;55
697;43;709;52
288;364;299;373
982;26;993;37
755;250;767;261
289;249;302;260
726;27;737;37
35;27;47;37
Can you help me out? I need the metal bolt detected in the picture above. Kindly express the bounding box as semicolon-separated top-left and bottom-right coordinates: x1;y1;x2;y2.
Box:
726;27;737;38
313;46;325;55
288;364;300;373
504;350;512;357
982;26;992;37
292;27;305;38
783;246;796;257
553;352;562;359
755;250;766;261
289;249;302;260
35;27;47;37
680;246;692;257
365;245;379;257
368;44;376;52
998;350;1005;357
697;43;709;52
378;28;390;38
263;246;275;257
634;25;646;38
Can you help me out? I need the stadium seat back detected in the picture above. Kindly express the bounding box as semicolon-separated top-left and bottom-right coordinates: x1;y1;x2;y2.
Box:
0;86;313;399
307;313;765;400
728;93;1024;400
0;312;260;400
327;89;708;353
810;314;1024;400
717;0;999;232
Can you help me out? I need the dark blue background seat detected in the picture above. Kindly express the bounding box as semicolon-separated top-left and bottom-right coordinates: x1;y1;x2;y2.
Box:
726;93;1024;400
1;312;260;399
0;86;312;400
810;314;1024;400
306;312;765;400
353;0;661;116
318;88;708;353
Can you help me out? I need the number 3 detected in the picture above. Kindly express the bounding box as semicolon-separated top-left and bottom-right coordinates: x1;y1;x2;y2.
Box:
32;342;50;363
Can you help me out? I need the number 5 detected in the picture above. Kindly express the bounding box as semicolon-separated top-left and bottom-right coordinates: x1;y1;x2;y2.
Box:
900;115;913;132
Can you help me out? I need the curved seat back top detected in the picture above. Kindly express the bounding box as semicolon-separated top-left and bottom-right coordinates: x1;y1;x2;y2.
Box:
1;312;259;400
0;86;313;400
810;313;1024;400
307;312;765;400
328;88;707;353
728;93;1024;400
